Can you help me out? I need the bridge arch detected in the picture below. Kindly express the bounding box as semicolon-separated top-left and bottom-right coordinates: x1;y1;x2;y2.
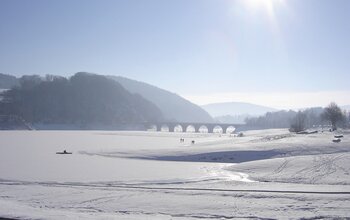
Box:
212;125;223;133
198;125;208;133
185;125;196;133
160;124;169;132
225;126;236;134
173;124;183;132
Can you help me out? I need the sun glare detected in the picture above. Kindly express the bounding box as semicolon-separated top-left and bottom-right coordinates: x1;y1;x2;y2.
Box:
242;0;284;19
237;0;287;39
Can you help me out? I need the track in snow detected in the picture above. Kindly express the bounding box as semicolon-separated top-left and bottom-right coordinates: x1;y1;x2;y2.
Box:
1;180;349;195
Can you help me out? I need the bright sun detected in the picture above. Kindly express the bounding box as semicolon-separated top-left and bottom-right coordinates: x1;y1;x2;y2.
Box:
242;0;283;18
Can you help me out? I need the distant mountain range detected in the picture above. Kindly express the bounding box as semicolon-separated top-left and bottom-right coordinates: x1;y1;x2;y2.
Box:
202;102;277;117
203;102;350;124
201;102;278;124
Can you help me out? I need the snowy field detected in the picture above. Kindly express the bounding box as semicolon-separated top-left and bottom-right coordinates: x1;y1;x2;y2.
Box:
0;129;349;219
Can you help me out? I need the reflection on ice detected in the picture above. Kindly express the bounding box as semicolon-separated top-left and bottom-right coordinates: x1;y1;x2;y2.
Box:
204;164;257;183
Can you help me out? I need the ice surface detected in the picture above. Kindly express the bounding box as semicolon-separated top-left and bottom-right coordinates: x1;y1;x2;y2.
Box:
0;129;349;219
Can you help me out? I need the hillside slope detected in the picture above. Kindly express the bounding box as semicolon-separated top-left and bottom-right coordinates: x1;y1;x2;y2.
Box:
109;76;213;123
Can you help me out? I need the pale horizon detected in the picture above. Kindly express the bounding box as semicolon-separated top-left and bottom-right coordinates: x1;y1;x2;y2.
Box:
183;90;350;110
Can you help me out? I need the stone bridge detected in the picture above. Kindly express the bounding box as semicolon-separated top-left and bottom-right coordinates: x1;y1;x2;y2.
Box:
144;122;246;133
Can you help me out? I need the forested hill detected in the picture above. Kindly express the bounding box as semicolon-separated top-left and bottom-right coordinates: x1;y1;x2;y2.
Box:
109;76;214;123
0;73;163;127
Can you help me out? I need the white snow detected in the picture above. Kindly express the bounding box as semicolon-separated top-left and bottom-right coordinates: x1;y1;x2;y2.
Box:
0;129;349;219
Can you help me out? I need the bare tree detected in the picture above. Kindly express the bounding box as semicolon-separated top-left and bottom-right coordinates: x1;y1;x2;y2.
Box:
289;111;306;132
321;102;345;131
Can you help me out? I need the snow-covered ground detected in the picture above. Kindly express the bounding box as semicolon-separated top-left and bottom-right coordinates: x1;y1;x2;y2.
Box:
0;129;349;219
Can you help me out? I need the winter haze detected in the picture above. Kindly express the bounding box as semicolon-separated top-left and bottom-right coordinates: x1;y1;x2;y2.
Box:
0;0;350;219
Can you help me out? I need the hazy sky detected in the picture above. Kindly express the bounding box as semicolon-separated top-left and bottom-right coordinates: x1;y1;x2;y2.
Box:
1;0;349;109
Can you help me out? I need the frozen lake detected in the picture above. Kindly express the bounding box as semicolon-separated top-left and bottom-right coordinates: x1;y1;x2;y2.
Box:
0;129;349;219
0;131;247;183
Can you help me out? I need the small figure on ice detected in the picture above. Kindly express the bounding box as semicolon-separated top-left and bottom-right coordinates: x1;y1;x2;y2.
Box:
56;149;72;154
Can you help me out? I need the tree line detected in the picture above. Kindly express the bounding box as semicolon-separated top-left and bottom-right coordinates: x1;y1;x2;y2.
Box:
245;103;349;132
